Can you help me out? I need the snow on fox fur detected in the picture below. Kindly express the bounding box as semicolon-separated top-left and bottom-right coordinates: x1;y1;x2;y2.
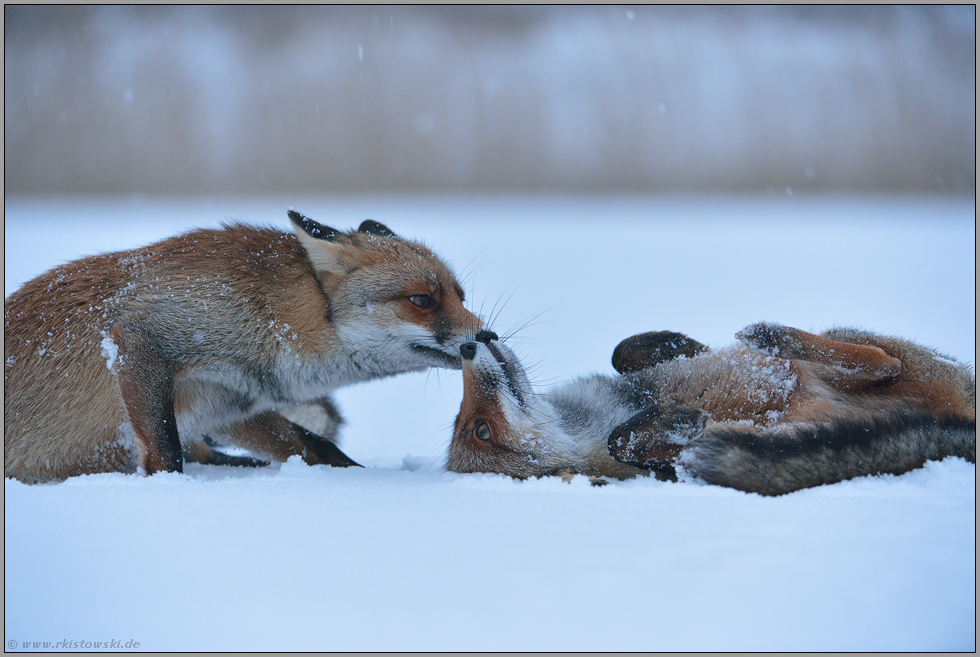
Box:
448;324;975;495
5;210;486;483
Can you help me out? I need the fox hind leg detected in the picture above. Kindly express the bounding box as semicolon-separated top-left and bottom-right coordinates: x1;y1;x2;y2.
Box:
736;322;902;384
612;331;709;375
823;327;975;420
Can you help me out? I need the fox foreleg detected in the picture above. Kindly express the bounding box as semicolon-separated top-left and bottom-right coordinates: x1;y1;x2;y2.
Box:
607;403;709;481
183;438;270;468
219;409;362;468
289;420;362;468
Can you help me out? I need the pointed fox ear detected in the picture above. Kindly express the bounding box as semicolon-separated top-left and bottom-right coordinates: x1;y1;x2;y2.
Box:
289;209;339;241
289;209;347;276
358;219;398;238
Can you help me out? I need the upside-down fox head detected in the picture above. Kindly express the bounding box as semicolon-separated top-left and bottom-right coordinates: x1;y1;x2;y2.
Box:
449;339;591;478
289;210;483;372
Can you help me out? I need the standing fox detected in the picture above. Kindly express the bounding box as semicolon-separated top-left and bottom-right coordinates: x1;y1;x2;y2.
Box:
5;210;487;483
449;324;975;494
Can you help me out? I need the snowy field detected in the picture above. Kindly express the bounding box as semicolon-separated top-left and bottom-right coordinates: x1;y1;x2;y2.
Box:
4;194;976;651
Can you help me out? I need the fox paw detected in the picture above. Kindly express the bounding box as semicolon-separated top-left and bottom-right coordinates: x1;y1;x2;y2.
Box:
612;331;708;374
735;322;802;358
608;404;708;474
206;453;270;468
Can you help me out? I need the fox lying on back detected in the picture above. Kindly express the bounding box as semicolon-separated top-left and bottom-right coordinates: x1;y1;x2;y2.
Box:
5;211;486;483
449;324;975;494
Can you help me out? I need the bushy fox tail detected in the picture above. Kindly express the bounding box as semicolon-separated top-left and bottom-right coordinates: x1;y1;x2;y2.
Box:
678;412;976;496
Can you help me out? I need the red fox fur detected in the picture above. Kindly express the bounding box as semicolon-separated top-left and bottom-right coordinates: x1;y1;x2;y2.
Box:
5;211;486;483
448;324;975;494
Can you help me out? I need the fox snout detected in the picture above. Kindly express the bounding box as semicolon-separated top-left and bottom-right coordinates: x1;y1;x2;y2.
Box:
460;330;499;360
460;342;478;361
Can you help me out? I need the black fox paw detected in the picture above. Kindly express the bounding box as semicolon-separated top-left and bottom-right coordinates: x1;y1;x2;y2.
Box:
612;331;708;374
608;404;708;477
208;453;270;468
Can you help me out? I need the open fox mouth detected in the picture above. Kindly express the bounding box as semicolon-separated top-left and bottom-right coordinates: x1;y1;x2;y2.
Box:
486;342;527;408
486;340;507;365
412;344;461;369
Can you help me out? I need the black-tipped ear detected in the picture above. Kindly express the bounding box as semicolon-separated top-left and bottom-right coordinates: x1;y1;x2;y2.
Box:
358;219;398;238
289;209;339;241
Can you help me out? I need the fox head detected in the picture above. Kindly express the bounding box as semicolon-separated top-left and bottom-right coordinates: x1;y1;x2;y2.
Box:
448;339;587;478
290;209;484;372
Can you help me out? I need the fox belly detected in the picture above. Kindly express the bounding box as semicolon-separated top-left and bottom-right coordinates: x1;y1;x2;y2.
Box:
633;346;807;426
617;326;976;493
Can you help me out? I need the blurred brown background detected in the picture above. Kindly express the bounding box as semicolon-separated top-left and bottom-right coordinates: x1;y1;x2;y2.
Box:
4;5;975;195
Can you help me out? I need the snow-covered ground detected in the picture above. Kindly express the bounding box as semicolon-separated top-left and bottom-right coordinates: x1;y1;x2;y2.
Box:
4;194;976;651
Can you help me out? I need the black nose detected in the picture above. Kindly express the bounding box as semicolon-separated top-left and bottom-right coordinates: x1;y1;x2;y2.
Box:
460;342;478;360
475;329;499;344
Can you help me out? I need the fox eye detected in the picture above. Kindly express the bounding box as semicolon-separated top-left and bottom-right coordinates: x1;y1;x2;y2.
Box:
408;294;435;309
474;418;492;442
